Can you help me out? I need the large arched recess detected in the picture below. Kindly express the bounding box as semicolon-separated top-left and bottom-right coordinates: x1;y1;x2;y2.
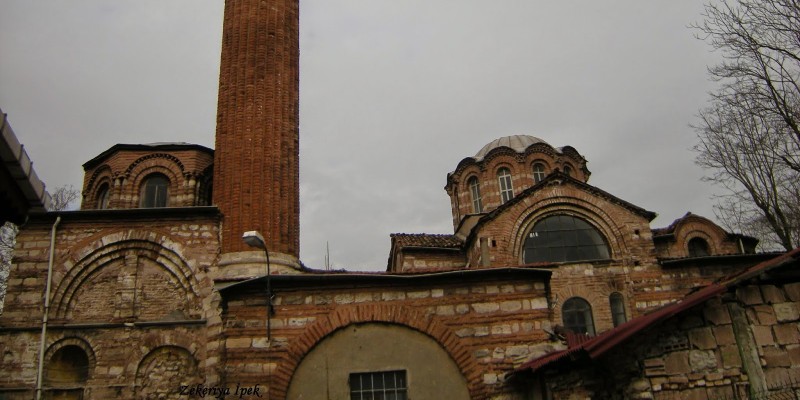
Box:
287;323;470;399
274;304;482;398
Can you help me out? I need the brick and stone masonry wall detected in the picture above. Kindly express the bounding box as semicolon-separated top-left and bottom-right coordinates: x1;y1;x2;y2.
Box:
0;211;225;398
543;281;800;399
221;275;558;399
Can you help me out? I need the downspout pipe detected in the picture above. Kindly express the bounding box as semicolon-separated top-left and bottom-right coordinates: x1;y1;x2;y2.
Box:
35;215;60;400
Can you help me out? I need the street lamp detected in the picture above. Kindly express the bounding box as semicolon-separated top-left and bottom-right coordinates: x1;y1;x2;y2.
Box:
243;230;273;340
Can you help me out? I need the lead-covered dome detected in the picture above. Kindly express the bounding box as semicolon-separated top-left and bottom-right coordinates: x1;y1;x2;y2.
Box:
473;135;550;162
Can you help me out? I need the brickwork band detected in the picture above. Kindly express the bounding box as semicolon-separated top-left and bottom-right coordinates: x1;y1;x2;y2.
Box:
213;0;300;255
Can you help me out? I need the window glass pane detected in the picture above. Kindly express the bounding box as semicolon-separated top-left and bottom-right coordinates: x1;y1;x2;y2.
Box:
141;174;169;208
610;293;627;327
688;238;710;257
523;215;610;263
533;163;546;183
468;177;483;213
497;168;514;204
562;297;595;335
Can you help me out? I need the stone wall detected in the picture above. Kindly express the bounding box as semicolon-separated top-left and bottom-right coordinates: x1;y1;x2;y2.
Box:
0;209;224;398
541;279;800;399
221;271;557;399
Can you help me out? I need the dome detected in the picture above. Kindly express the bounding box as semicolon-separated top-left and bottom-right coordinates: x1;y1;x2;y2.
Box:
473;135;550;162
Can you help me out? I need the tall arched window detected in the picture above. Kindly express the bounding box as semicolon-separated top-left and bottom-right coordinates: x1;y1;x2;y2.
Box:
140;174;169;208
562;297;595;335
468;176;483;213
45;345;90;399
563;165;573;177
497;168;514;204
609;292;627;327
532;162;547;183
523;215;610;263
96;183;110;209
688;237;710;257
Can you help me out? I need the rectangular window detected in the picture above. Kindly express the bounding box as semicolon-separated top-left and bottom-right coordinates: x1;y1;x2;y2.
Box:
350;370;407;400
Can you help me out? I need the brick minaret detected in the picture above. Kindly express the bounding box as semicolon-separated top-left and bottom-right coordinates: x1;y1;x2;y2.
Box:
213;0;300;257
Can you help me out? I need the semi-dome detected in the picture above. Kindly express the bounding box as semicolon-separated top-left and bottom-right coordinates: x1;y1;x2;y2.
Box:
473;135;550;162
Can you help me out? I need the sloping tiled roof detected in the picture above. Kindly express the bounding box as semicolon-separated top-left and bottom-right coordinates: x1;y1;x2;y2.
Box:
513;247;800;376
390;233;463;249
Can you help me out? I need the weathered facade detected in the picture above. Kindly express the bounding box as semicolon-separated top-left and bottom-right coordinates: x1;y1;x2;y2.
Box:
0;0;795;399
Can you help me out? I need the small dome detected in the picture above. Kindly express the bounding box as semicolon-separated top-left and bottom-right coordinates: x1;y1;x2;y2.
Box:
473;135;550;161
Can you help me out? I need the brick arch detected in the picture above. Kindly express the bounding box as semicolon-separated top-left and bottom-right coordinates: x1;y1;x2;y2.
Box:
510;196;631;264
272;304;484;399
124;153;186;177
84;164;114;197
44;336;97;372
50;231;200;320
135;345;200;400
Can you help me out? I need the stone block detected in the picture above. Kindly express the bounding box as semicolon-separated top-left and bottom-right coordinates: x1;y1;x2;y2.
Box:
773;324;800;345
751;305;778;325
712;325;735;346
784;283;800;302
472;302;500;313
774;302;800;322
761;285;786;304
703;304;731;325
664;351;691;375
689;327;716;350
689;350;717;372
500;300;522;312
737;286;763;305
762;346;791;367
753;325;776;346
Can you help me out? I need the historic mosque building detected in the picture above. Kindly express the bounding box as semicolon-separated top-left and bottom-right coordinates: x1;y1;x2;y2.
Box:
1;1;799;399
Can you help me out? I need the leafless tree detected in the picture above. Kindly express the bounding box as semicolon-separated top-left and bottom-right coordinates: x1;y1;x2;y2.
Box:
0;184;79;312
693;0;800;250
48;184;81;211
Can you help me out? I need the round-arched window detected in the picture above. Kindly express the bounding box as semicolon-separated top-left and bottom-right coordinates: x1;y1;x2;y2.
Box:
96;183;110;209
497;167;514;204
688;237;710;257
562;297;595;335
523;215;610;263
140;174;169;208
532;162;547;183
467;176;483;213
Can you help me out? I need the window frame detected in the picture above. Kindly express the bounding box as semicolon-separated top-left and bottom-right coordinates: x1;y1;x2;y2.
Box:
562;297;595;336
522;214;611;264
609;292;627;327
497;167;514;204
467;176;483;213
532;162;547;184
140;173;170;208
349;370;408;400
96;183;110;209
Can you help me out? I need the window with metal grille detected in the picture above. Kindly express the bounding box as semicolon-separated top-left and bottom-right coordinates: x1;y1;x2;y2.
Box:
468;176;483;213
497;167;514;204
349;370;407;400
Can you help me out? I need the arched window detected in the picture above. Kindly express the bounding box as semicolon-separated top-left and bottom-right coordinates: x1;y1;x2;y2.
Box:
563;165;573;177
688;237;710;257
562;297;595;335
610;292;627;327
497;168;514;204
523;215;610;263
96;183;110;209
532;162;547;183
467;176;483;213
45;345;89;399
140;174;169;208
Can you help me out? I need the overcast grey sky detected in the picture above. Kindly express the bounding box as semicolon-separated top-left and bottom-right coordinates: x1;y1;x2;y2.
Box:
0;1;723;271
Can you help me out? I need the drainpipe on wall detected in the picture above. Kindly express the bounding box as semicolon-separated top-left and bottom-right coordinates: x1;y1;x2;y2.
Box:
35;215;60;400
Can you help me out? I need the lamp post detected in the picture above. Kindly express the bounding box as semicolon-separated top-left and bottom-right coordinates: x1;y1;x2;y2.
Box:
243;230;273;340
